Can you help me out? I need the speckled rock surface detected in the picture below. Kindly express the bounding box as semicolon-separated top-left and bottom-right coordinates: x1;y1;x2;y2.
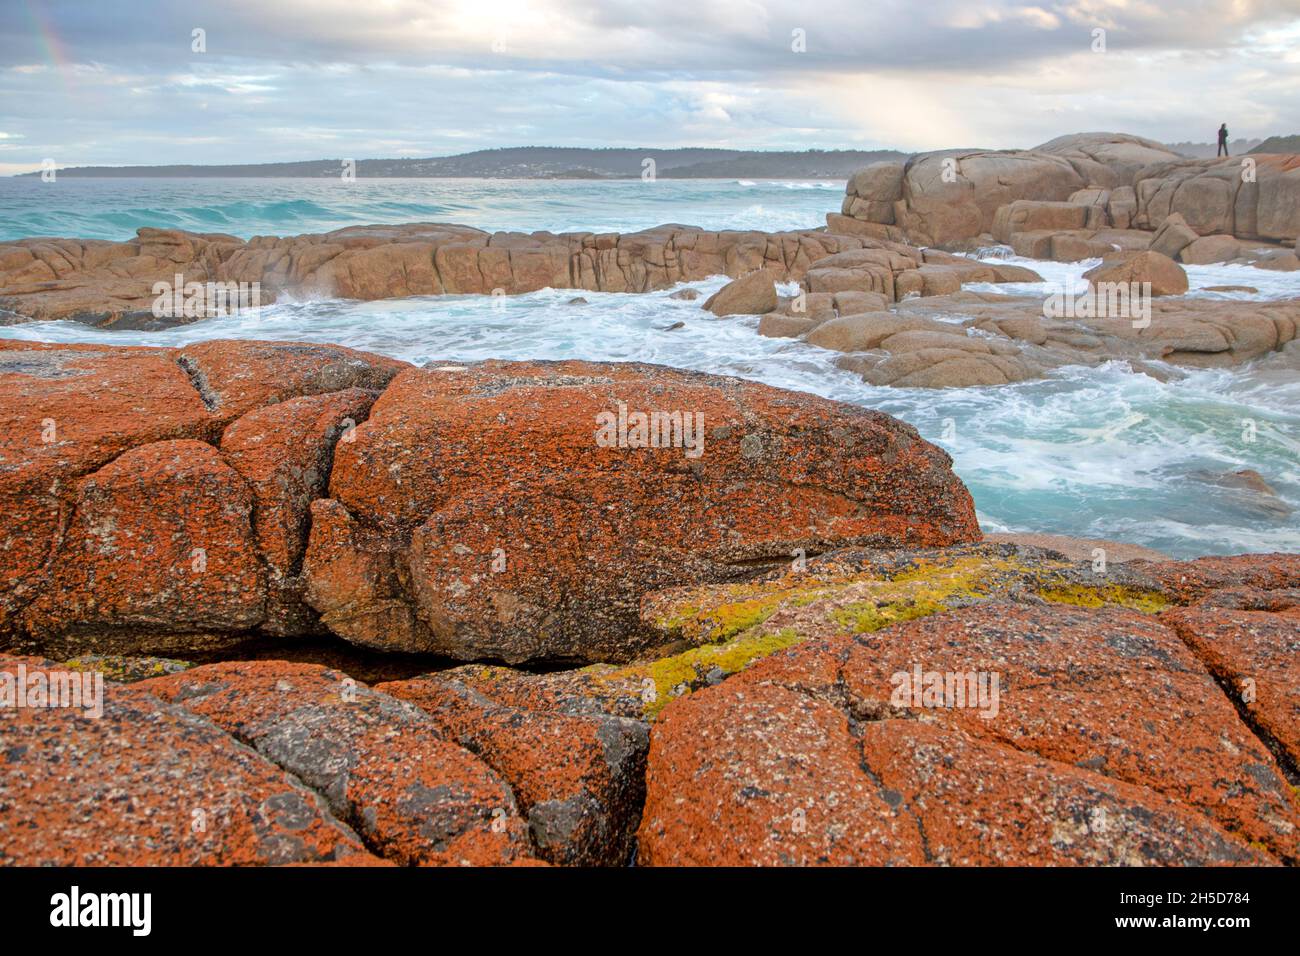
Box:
2;341;978;662
23;439;268;654
1162;605;1300;773
637;600;1300;866
221;387;380;635
0;656;373;866
138;660;536;866
1;338;407;654
0;342;214;633
378;672;648;865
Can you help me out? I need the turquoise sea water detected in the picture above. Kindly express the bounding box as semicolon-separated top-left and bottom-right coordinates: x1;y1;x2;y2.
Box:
0;176;840;241
1;177;1297;557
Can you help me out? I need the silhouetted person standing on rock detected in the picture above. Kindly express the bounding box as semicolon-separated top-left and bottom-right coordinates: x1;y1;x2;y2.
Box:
1218;124;1230;156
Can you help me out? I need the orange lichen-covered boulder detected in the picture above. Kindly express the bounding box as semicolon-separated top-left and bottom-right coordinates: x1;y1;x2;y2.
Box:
0;338;407;649
221;388;380;635
378;672;649;865
23;439;268;655
0;342;215;633
854;719;1273;866
0;656;372;866
138;660;536;866
175;339;408;424
637;678;925;865
305;359;979;662
638;601;1298;866
828;602;1300;861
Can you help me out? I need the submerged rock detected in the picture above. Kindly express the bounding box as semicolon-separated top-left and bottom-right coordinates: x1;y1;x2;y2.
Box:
1190;468;1294;518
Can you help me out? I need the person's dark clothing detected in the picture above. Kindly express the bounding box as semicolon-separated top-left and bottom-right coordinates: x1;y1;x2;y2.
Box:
1218;126;1229;157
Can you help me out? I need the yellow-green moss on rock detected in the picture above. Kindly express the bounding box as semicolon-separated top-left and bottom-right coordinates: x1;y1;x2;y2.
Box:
612;627;803;718
1036;583;1170;613
441;546;1184;724
58;654;192;683
646;582;831;646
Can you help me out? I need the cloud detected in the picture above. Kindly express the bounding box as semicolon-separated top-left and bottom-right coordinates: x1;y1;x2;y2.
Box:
0;0;1296;165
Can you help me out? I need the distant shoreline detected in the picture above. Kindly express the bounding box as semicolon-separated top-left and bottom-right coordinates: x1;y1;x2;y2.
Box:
9;146;904;180
12;136;1288;178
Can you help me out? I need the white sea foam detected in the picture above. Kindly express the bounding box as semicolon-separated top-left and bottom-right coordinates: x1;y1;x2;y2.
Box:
963;252;1300;301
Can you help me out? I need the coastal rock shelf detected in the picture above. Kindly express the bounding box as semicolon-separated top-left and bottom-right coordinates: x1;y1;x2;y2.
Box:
4;545;1298;866
0;221;1032;327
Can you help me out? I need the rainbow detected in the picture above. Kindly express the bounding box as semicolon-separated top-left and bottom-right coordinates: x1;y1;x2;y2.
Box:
21;0;74;90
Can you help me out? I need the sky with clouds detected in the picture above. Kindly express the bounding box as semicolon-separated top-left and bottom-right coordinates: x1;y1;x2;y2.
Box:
1;0;1298;174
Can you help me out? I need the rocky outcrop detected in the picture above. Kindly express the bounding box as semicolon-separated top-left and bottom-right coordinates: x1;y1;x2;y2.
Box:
1;340;979;661
763;287;1300;386
840;132;1300;249
5;543;1298;867
1035;132;1192;186
0;222;1042;327
1132;154;1300;241
0;223;827;324
840;133;1184;247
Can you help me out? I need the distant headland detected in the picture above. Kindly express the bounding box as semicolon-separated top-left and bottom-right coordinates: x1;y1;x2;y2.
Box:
12;146;907;180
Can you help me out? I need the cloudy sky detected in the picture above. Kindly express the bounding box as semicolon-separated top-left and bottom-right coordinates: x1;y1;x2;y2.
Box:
1;0;1298;173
